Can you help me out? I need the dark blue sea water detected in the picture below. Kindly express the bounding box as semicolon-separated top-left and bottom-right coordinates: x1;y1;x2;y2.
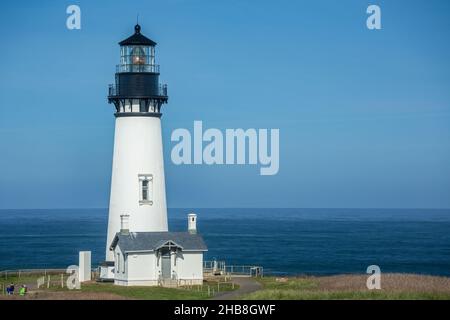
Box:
0;208;449;276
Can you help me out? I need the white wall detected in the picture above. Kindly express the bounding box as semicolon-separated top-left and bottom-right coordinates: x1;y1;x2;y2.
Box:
79;251;91;282
127;252;157;281
175;252;204;281
113;247;204;286
106;116;168;261
113;245;127;282
114;251;160;286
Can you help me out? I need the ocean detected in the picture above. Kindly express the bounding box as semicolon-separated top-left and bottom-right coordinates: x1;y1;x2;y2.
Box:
0;208;449;276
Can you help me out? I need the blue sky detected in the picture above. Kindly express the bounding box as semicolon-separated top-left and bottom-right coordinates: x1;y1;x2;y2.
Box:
0;0;449;209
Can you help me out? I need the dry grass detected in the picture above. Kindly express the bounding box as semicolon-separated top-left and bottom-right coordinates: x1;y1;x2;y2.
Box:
317;273;450;293
242;274;450;300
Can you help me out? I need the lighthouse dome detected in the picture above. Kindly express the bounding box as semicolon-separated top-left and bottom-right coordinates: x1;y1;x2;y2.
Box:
119;24;157;46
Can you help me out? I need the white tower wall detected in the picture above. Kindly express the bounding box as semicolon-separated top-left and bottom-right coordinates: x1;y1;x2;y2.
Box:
106;116;168;261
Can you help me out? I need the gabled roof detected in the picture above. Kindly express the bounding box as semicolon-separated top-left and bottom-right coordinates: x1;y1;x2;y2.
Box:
119;24;157;46
110;232;208;252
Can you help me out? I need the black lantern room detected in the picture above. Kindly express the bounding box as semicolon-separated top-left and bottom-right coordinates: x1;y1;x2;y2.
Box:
108;24;168;117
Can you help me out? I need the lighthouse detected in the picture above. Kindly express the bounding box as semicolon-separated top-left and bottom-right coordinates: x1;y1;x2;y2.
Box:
99;24;207;286
105;24;169;265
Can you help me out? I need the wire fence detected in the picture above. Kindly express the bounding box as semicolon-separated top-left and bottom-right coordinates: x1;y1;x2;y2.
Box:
0;269;237;298
0;268;100;295
0;262;262;295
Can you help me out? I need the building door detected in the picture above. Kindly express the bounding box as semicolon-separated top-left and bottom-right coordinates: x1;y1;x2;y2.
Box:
161;253;171;279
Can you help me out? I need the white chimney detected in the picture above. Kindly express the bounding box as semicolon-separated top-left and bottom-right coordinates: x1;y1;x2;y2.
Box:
120;214;130;235
188;213;197;234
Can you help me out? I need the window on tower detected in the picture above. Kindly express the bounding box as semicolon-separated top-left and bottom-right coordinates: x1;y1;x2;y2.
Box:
142;180;149;200
139;174;153;205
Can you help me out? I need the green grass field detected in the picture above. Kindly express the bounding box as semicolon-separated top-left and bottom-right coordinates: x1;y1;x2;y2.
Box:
77;282;209;299
75;280;236;300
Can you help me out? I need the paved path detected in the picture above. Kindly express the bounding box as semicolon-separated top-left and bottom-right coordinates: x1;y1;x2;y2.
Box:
210;277;262;300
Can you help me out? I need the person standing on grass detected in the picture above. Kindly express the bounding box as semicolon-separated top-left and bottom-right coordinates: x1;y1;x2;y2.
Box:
19;285;26;296
7;283;15;295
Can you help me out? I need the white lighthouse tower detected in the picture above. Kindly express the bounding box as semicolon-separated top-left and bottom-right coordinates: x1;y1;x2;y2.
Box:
104;24;169;264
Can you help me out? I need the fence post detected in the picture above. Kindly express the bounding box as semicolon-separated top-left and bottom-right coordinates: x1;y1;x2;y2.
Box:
217;282;220;293
61;274;64;288
47;275;50;289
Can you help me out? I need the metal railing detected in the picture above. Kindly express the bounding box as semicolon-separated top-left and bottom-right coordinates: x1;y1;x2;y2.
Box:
224;265;264;277
203;261;264;278
108;84;116;96
108;83;168;97
116;63;160;73
160;84;168;96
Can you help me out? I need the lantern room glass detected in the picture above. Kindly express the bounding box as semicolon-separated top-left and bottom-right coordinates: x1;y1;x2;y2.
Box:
119;45;156;72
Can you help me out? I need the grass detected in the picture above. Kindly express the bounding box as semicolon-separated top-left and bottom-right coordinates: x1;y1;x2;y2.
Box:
0;273;238;300
78;282;209;300
74;280;237;300
244;289;450;300
5;272;449;300
255;277;318;291
241;275;450;300
0;275;44;289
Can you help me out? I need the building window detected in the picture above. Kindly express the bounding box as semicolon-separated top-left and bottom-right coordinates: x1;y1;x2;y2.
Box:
139;174;153;205
117;252;121;273
123;255;126;274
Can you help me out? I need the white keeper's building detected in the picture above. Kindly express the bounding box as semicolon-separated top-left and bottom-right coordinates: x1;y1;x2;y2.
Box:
110;216;207;286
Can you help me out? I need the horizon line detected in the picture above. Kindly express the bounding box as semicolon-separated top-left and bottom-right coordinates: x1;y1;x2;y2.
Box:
1;207;449;211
